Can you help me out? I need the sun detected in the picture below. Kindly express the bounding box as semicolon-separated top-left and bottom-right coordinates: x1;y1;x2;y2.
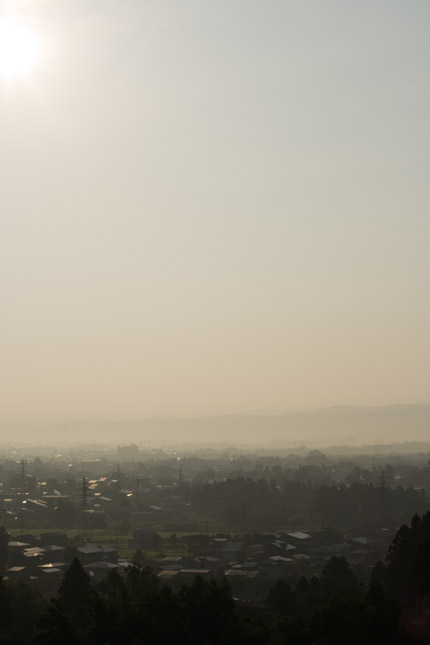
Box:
0;15;43;79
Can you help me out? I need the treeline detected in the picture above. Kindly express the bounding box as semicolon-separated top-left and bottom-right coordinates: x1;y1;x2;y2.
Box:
188;478;428;528
4;512;430;642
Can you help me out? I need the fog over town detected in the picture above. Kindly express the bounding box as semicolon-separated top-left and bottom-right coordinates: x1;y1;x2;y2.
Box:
1;0;430;642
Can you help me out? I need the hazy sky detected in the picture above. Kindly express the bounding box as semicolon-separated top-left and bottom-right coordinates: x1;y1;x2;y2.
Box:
1;1;429;421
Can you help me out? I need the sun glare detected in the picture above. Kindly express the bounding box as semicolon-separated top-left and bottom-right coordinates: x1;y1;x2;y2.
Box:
0;15;43;79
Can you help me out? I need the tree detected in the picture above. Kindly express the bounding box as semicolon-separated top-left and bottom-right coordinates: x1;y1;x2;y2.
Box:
59;557;91;608
58;557;95;638
387;512;430;604
320;556;360;599
3;580;45;644
179;576;235;643
132;548;145;567
34;599;78;645
310;597;371;645
0;526;9;575
265;580;296;616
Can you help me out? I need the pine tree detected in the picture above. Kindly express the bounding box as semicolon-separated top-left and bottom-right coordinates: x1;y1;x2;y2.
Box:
59;557;91;608
0;526;9;575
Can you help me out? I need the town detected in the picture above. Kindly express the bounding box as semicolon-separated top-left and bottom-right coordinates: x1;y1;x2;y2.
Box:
1;442;429;601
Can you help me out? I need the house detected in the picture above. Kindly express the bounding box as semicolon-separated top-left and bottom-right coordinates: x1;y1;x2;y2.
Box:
285;531;312;542
225;569;260;579
43;545;66;563
221;542;245;563
157;570;179;586
37;566;63;594
177;568;211;581
76;544;118;565
84;561;119;581
6;566;26;580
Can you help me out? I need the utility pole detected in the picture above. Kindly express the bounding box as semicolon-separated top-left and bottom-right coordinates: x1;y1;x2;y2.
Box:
20;460;27;493
379;470;386;521
77;476;91;544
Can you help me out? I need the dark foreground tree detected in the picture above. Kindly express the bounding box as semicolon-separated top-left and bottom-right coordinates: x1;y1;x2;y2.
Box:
58;557;93;638
265;579;296;616
34;599;79;645
0;526;9;575
59;557;91;608
320;556;360;599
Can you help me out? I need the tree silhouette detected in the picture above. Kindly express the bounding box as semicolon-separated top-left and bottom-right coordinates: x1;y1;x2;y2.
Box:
59;557;91;608
265;579;296;616
34;599;79;645
0;526;9;575
320;556;360;599
132;548;145;567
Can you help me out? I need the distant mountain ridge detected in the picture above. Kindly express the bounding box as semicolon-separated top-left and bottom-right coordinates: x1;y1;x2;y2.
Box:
1;403;430;446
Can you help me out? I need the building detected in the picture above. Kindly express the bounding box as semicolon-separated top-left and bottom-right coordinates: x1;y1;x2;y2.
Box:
117;445;139;462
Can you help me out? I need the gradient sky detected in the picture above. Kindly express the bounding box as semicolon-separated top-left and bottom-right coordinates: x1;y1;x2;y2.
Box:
1;0;429;421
